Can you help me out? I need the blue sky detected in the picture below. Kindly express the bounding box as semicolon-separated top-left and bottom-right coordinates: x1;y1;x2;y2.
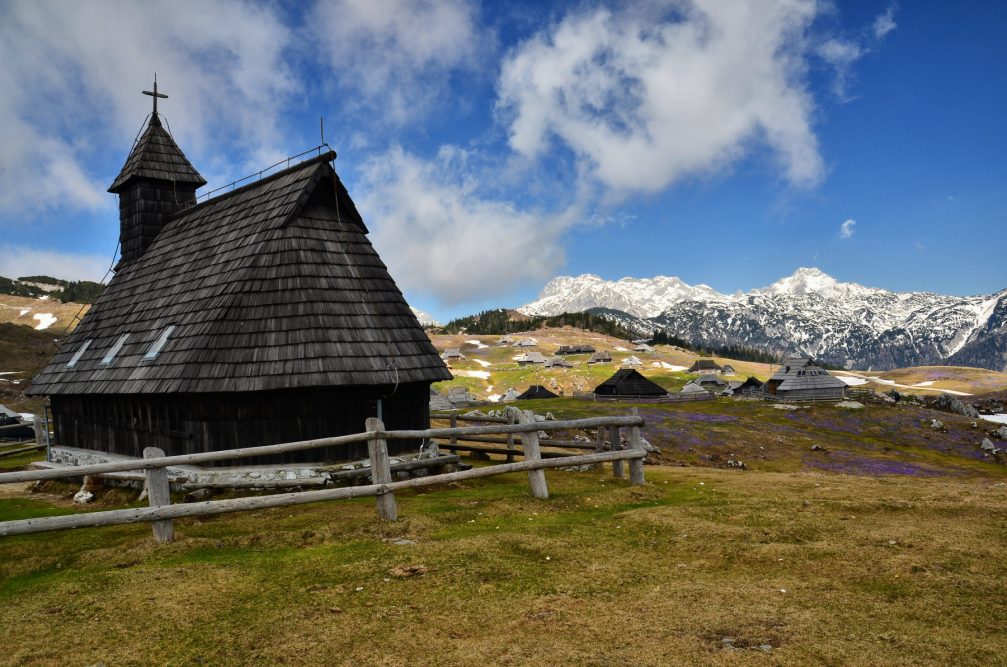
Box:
1;0;1004;323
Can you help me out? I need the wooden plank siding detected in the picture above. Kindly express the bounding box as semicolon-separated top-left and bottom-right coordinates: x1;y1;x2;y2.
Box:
51;384;430;465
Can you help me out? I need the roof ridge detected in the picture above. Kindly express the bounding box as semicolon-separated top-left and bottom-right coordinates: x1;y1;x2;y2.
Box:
165;151;336;222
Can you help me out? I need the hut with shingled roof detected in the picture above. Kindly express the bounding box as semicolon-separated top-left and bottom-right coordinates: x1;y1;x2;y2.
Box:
27;83;451;464
516;385;559;400
593;369;668;398
764;358;845;401
687;359;722;373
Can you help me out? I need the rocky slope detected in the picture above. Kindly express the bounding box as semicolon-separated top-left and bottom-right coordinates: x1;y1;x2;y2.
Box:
519;269;1007;371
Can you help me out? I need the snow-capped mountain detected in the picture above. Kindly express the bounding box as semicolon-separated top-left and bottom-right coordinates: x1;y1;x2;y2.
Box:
519;268;1007;371
520;274;722;319
410;307;440;328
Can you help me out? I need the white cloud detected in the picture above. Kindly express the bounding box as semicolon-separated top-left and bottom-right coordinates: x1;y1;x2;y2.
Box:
497;0;826;196
0;245;111;282
873;7;898;40
817;38;863;100
818;5;898;102
358;146;571;304
310;0;483;125
0;0;298;217
840;218;856;239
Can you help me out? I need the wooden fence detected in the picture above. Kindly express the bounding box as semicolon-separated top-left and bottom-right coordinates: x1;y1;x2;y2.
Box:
0;409;646;544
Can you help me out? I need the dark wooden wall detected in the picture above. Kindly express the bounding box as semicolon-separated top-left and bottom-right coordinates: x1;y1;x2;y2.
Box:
50;383;431;465
118;178;197;263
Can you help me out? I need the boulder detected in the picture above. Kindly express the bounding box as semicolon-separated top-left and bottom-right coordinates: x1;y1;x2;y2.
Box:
73;489;94;504
997;426;1007;440
930;419;944;431
981;438;998;454
930;393;979;418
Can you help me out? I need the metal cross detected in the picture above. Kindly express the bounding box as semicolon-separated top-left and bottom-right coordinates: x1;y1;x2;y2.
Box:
142;74;168;116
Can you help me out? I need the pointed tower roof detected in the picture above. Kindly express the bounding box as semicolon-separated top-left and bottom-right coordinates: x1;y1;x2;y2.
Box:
108;115;206;193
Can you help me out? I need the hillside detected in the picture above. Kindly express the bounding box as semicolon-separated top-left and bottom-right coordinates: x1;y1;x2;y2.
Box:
428;329;1007;402
0;293;89;334
519;269;1007;372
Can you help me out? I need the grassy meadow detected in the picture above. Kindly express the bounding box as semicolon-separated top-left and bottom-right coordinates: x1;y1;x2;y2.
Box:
1;465;1005;666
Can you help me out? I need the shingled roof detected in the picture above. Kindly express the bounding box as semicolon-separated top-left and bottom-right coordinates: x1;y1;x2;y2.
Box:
594;369;668;397
108;116;206;193
29;152;451;395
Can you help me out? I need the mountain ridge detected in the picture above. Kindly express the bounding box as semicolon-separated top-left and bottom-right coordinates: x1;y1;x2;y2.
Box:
519;269;1007;371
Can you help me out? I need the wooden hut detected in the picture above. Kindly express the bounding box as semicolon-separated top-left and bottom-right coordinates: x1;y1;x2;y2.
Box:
27;97;451;464
515;351;547;365
556;344;595;355
621;355;643;368
697;374;726;388
593;369;668;398
764;358;846;401
544;357;573;368
720;364;737;375
440;348;466;361
588;350;613;365
516;385;559;400
733;376;764;396
687;359;722;373
679;381;709;396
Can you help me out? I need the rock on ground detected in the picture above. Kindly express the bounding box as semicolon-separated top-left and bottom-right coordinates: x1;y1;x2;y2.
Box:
930;393;980;418
835;401;864;409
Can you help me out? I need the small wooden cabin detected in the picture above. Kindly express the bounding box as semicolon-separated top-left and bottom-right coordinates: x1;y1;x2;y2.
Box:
27;105;451;464
764;359;846;401
687;359;722;373
516;385;559;400
594;369;668;398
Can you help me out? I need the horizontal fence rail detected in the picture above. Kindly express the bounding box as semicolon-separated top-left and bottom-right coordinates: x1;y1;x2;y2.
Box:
0;409;647;542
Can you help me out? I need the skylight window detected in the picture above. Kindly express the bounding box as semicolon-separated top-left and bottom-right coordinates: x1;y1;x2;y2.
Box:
67;340;92;368
144;325;176;361
101;334;130;365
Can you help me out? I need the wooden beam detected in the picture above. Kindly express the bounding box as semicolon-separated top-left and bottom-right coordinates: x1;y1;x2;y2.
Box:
626;408;646;486
143;447;173;543
366;418;397;521
518;410;548;499
611;426;625;479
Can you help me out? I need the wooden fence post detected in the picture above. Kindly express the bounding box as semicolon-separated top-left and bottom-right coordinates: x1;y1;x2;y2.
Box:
506;410;516;463
143;447;174;543
449;414;458;455
366;417;397;521
517;410;548;499
627;408;646;485
611;426;625;479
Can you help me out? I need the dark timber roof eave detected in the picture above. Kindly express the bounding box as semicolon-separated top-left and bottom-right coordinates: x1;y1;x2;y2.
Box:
108;116;207;193
29;154;450;396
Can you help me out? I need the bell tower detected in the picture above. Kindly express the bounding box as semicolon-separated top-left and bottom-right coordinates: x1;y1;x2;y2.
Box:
108;77;206;266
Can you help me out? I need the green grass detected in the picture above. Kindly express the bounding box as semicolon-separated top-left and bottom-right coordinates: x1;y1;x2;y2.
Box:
1;467;1005;665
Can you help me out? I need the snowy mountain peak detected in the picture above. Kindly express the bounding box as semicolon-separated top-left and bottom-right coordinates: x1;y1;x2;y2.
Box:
521;273;721;319
762;267;838;297
517;269;1007;371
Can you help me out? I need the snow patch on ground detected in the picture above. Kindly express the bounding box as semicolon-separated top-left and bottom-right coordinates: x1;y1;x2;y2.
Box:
614;346;629;352
487;394;501;403
453;370;491;380
18;308;30;316
979;414;1007;424
38;295;49;301
0;372;22;376
836;372;972;395
33;313;56;330
465;339;488;349
652;362;687;371
472;359;492;368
